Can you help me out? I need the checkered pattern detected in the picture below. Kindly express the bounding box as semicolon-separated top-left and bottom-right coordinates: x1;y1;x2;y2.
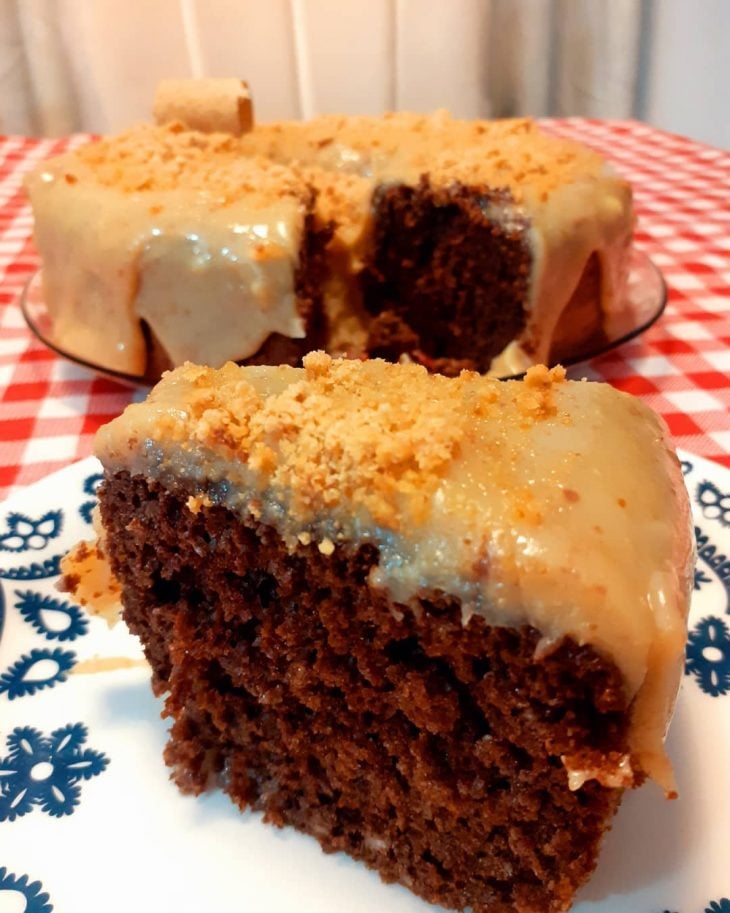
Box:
0;134;136;498
1;121;729;500
543;120;730;461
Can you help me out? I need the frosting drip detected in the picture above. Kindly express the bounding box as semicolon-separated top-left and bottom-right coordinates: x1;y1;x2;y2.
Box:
27;113;634;375
25;136;308;375
94;354;693;792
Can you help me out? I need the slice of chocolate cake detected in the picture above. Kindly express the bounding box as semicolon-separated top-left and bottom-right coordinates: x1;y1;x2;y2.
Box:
75;354;692;913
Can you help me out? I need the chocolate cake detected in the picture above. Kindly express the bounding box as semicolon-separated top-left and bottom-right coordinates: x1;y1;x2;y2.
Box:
68;354;693;913
26;80;634;379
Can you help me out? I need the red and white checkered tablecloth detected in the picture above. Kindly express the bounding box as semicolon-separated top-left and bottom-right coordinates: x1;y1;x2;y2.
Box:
1;121;729;501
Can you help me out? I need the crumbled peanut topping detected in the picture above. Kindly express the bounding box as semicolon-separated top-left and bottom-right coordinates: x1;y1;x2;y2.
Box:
42;112;616;232
138;355;568;531
55;123;309;204
517;364;567;420
317;537;335;556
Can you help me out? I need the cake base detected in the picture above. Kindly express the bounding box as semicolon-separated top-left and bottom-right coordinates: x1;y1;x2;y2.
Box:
99;471;631;913
362;180;531;375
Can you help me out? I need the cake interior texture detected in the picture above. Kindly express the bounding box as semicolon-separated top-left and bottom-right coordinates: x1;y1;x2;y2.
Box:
75;355;692;913
99;472;626;913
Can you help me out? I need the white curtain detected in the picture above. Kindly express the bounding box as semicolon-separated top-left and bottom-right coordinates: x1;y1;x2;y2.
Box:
0;0;726;146
0;0;81;134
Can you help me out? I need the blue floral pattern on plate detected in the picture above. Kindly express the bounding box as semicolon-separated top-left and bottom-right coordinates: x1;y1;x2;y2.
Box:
0;452;727;912
0;647;76;700
79;472;104;524
0;867;53;913
686;617;730;696
0;554;63;580
0;510;63;552
15;589;88;641
706;901;730;913
696;480;730;529
0;723;109;821
693;525;730;615
658;903;730;913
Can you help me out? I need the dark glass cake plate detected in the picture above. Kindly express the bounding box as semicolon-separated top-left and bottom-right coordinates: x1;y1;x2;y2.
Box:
19;248;666;388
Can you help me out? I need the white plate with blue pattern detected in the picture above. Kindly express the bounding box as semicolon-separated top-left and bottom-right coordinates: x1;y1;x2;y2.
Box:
0;452;728;913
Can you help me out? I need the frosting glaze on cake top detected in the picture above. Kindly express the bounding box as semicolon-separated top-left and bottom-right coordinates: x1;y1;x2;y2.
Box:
240;112;612;201
95;354;693;793
26;127;310;373
26;111;633;376
242;113;634;368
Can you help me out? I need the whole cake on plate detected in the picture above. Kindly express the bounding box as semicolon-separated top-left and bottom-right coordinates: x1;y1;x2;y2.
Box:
64;353;693;913
26;79;634;379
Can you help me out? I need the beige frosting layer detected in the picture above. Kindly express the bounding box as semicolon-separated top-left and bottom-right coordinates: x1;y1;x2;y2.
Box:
26;129;308;375
27;112;633;376
94;354;693;793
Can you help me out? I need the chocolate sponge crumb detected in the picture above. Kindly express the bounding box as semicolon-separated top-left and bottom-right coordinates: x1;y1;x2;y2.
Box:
100;470;629;913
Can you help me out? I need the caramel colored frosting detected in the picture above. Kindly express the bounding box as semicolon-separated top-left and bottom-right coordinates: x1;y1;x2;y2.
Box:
95;354;693;793
238;113;633;370
27;111;633;376
26;126;309;375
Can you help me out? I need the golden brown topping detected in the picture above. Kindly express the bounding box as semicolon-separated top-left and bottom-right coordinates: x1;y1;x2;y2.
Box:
60;123;307;204
303;350;333;377
123;356;579;532
317;537;335;556
514;364;567;421
42;110;612;229
524;364;567;386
